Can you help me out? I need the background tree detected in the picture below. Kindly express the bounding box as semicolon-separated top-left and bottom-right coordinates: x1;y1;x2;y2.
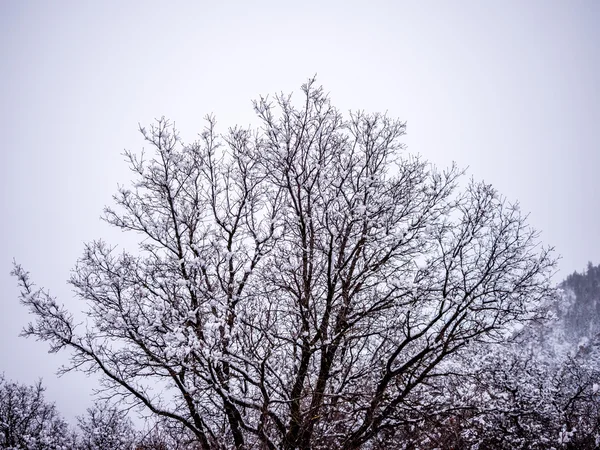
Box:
13;79;555;449
0;375;76;450
76;402;137;450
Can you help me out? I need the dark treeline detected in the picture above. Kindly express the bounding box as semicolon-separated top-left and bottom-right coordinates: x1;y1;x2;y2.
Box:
560;262;600;342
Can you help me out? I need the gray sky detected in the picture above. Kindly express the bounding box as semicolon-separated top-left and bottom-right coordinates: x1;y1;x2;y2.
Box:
1;0;599;424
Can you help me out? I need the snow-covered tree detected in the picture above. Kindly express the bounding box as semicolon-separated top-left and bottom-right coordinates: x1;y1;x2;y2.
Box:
76;402;137;450
445;334;600;449
0;375;76;450
13;79;555;449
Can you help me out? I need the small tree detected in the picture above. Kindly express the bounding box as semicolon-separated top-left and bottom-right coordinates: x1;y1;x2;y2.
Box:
76;403;137;450
13;79;555;449
0;375;75;450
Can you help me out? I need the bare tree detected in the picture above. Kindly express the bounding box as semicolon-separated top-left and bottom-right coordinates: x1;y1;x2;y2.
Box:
13;79;555;449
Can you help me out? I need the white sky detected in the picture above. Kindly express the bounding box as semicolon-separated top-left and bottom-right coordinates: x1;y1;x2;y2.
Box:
1;0;599;424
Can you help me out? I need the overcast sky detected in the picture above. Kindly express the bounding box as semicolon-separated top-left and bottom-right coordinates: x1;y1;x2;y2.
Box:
1;0;599;424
